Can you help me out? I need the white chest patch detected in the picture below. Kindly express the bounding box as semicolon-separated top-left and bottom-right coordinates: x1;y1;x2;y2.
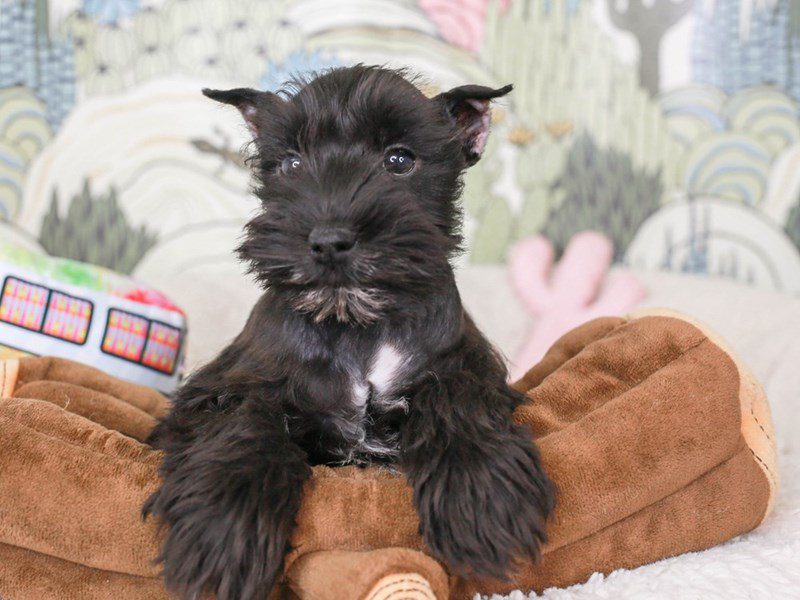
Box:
339;343;410;463
349;344;409;410
368;343;407;396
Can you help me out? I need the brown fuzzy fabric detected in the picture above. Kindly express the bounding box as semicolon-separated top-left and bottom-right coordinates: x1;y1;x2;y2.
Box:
0;312;777;599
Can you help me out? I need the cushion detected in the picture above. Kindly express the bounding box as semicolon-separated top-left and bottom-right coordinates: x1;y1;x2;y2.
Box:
0;241;186;393
0;310;777;599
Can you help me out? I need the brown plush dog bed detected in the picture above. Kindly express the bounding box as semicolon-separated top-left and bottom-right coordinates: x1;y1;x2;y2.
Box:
0;310;777;599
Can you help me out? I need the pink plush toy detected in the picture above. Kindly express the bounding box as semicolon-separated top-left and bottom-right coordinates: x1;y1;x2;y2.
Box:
419;0;510;51
507;231;647;380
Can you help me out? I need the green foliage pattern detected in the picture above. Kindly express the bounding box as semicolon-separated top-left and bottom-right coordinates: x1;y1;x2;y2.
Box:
787;203;800;251
482;0;681;182
541;133;663;261
39;180;158;274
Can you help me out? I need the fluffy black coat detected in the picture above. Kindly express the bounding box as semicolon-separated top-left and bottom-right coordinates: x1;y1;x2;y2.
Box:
144;65;555;600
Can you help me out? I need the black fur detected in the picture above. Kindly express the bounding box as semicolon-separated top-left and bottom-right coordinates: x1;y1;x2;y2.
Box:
144;65;555;600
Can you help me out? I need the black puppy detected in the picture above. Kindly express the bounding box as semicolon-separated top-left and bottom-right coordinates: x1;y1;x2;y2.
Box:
144;65;555;600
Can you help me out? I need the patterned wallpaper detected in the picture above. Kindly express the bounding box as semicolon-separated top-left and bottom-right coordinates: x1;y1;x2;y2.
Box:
2;0;800;294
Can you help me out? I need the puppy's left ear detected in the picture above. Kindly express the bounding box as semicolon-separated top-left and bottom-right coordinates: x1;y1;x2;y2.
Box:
202;87;282;138
434;83;512;166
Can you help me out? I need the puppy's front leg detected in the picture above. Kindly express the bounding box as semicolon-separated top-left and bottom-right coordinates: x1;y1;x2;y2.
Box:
145;390;310;600
401;370;555;580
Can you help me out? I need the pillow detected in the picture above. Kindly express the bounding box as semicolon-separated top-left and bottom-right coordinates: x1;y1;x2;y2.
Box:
0;241;186;394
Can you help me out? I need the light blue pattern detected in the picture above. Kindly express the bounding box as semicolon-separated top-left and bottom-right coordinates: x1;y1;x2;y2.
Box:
81;0;140;25
260;50;342;92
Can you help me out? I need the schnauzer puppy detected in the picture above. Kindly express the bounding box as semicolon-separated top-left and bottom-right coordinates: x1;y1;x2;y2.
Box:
144;65;555;600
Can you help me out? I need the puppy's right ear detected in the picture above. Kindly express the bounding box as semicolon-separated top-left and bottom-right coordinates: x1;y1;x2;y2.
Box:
202;88;281;137
434;84;512;167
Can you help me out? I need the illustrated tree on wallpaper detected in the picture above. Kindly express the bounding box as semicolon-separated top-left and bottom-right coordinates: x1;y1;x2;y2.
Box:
39;181;158;275
541;133;663;261
607;0;694;95
464;0;680;263
787;202;800;250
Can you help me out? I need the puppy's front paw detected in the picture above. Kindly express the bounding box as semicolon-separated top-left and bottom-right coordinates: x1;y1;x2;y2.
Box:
144;453;308;600
414;430;555;579
145;488;289;600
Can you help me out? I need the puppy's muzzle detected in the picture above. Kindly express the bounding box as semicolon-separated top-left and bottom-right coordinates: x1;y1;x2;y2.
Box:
309;226;356;264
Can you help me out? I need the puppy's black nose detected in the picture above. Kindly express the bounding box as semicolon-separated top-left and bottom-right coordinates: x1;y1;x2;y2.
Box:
308;226;356;261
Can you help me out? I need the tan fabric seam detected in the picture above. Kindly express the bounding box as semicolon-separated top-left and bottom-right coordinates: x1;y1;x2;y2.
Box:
365;575;435;600
541;335;714;469
0;540;161;582
531;325;708;412
541;441;765;565
0;406;156;466
367;576;433;598
286;577;325;600
748;447;777;490
747;401;773;443
1;359;20;398
628;309;778;518
381;586;433;600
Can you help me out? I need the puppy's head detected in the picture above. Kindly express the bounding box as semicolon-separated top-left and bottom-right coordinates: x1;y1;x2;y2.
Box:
204;65;510;325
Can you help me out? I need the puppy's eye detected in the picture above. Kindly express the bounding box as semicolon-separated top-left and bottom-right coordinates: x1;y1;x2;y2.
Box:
280;154;302;175
383;148;416;175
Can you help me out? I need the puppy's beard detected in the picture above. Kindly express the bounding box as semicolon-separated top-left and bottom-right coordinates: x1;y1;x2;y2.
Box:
292;286;387;325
